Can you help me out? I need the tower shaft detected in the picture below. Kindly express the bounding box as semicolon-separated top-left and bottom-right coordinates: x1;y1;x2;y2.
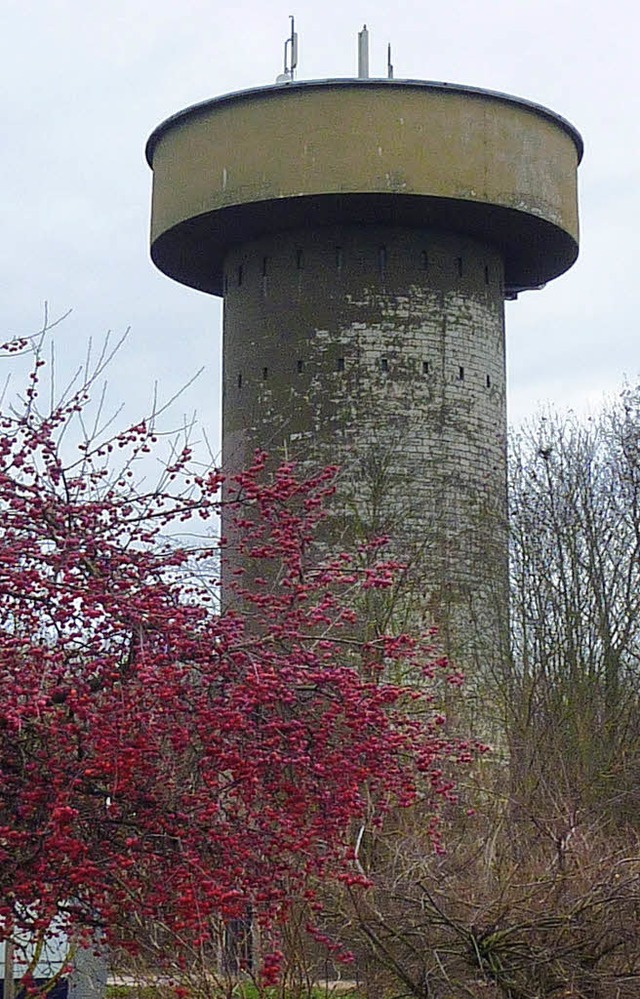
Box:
223;224;508;666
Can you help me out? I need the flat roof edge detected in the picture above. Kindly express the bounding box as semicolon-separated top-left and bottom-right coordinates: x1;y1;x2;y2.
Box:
145;78;584;168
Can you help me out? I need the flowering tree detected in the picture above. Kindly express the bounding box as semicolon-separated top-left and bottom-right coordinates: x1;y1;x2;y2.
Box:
0;336;474;991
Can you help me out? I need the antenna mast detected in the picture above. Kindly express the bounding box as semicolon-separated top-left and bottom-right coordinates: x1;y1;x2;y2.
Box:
357;24;369;78
283;15;298;80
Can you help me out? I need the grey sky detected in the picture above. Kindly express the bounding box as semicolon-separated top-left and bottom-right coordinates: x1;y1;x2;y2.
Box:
1;0;637;450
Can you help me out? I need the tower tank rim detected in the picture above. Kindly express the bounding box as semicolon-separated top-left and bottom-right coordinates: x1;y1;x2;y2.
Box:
145;77;584;169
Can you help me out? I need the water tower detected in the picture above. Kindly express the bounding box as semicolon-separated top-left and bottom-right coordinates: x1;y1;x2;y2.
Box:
146;26;582;676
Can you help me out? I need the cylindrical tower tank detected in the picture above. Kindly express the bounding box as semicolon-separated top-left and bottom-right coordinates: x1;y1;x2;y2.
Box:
146;78;582;677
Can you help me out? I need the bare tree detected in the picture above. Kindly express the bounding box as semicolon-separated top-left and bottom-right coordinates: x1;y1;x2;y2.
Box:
506;386;640;822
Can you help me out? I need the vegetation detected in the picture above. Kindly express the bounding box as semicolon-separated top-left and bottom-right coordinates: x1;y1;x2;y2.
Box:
507;389;640;825
306;387;640;998
0;326;475;995
4;315;640;997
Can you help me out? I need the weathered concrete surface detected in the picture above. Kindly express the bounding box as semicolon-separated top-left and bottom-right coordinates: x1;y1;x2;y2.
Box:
68;945;108;999
222;225;508;677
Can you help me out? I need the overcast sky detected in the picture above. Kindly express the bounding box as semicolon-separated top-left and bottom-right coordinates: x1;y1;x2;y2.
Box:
1;0;637;453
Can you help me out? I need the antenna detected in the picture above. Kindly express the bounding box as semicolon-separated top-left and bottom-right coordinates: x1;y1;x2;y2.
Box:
387;43;394;79
277;15;298;83
290;16;298;73
357;24;369;79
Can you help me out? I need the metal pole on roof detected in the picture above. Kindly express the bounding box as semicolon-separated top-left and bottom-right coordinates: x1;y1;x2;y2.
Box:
358;24;369;78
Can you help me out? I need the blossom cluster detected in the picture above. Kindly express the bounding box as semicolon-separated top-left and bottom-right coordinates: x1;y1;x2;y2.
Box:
0;357;479;983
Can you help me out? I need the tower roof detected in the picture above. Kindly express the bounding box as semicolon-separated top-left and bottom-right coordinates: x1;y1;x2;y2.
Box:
147;79;582;296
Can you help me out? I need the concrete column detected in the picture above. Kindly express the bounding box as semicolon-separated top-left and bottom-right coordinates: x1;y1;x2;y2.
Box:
222;225;508;673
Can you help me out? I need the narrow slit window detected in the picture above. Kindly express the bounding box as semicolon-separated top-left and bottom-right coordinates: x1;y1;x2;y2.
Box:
237;265;243;287
456;257;463;278
458;366;465;381
422;360;430;375
296;248;304;270
335;246;343;271
336;357;345;372
378;246;387;277
237;372;243;389
262;367;268;381
421;250;429;270
380;357;389;373
486;374;491;388
297;359;304;373
484;264;490;285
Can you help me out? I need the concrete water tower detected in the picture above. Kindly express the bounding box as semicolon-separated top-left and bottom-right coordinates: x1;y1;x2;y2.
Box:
146;27;581;676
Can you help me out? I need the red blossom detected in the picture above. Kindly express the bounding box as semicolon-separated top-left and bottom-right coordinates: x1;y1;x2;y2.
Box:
0;351;481;984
